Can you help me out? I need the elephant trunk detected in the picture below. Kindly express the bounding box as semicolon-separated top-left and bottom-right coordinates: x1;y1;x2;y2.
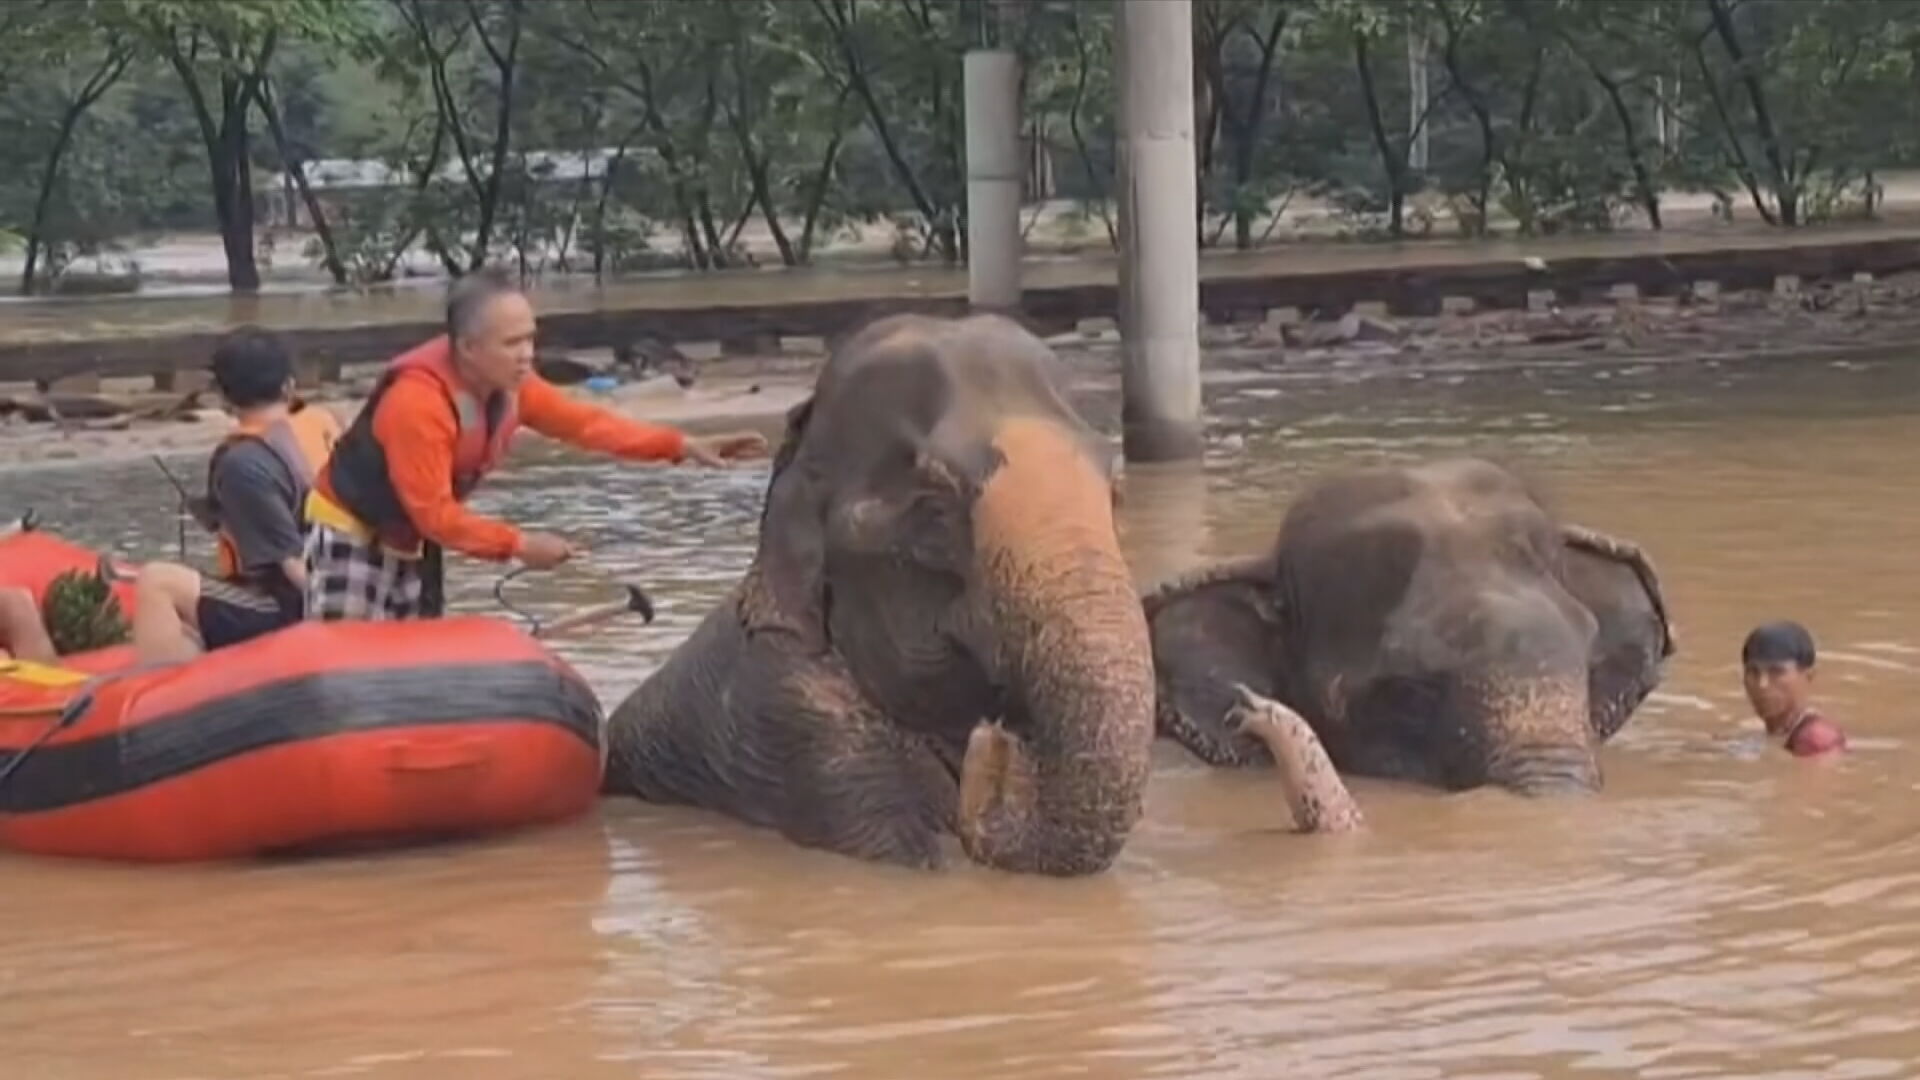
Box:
1474;674;1601;795
957;420;1156;876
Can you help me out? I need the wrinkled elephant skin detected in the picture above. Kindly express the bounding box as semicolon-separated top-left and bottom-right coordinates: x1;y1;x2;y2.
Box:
1145;458;1675;795
604;314;1155;876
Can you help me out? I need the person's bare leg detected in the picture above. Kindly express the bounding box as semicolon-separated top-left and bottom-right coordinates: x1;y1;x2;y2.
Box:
131;563;206;665
0;587;56;664
1228;683;1365;833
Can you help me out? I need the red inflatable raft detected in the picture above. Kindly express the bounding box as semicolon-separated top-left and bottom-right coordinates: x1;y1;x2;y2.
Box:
0;528;605;862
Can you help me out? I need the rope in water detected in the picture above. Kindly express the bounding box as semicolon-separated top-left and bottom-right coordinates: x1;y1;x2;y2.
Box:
490;558;637;637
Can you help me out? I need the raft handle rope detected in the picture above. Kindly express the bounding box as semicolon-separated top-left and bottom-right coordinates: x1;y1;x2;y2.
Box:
0;682;97;794
0;654;201;797
492;563;656;639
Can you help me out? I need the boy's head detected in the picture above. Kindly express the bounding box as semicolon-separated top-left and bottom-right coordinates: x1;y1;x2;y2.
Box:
1741;620;1816;729
209;325;295;410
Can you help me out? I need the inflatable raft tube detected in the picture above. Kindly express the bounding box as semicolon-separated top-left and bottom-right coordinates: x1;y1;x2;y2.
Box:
0;617;605;862
0;526;140;613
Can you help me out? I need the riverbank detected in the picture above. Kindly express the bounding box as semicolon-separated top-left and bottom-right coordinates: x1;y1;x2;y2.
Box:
6;216;1920;390
4;268;1916;475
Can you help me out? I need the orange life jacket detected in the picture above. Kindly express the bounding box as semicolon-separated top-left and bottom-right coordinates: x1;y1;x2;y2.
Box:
208;402;341;581
315;335;521;555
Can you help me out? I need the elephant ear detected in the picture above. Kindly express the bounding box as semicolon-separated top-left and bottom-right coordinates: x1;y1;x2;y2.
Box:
1560;523;1676;742
738;396;831;652
1141;558;1287;766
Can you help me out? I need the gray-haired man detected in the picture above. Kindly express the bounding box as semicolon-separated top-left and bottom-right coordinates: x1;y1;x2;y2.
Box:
303;267;766;621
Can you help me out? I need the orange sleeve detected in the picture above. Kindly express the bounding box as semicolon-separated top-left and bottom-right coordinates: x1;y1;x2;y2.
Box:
371;375;524;562
516;375;688;462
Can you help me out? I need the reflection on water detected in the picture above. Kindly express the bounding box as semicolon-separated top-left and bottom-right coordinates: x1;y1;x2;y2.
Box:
3;354;1919;1078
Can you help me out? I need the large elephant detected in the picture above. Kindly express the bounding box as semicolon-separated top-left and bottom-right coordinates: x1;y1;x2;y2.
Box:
603;313;1155;876
1145;457;1675;795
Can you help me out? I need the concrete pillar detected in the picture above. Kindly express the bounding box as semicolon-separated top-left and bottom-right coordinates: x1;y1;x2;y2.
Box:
1115;0;1203;463
964;49;1022;312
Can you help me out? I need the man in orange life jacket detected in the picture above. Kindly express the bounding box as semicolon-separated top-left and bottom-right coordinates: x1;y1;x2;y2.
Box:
303;268;766;621
130;326;343;664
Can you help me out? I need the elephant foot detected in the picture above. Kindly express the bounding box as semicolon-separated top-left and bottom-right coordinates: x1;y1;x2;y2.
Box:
957;720;1041;863
1228;684;1365;834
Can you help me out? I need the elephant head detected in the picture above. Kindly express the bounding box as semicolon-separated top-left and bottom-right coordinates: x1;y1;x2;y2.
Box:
1145;458;1674;795
734;313;1155;874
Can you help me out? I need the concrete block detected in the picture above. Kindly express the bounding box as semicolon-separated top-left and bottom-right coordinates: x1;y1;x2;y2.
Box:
294;358;343;389
780;335;828;355
1773;274;1801;297
1691;279;1721;302
1527;289;1557;313
1440;295;1476;316
154;368;213;394
1264;306;1302;327
1075;316;1118;337
47;373;101;394
1608;283;1640;305
1853;271;1875;285
1352;300;1390;319
720;331;780;357
680;340;724;362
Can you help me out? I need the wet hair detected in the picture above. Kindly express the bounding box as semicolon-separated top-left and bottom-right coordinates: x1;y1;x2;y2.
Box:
445;265;523;343
208;325;294;407
1742;620;1816;669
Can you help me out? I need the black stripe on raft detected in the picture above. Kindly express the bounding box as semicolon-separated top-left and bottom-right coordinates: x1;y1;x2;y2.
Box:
0;660;603;814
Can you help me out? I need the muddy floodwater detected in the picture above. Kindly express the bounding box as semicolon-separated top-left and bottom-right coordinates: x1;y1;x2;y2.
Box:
3;353;1917;1078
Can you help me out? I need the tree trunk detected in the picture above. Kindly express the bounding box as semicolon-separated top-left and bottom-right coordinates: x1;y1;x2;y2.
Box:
1064;8;1117;248
1226;8;1287;251
215;76;262;293
257;80;348;284
696;190;728;266
163;45;264;293
797;122;847;264
464;0;524;267
810;0;942;228
590;136;633;281
1706;0;1797;226
21;105;89;294
1354;32;1408;237
1590;67;1663;230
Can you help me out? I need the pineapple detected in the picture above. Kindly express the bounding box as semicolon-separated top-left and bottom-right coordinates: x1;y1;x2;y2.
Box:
41;568;132;655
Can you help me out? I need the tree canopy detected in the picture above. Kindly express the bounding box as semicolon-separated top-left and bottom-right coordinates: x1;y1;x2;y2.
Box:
0;0;1913;293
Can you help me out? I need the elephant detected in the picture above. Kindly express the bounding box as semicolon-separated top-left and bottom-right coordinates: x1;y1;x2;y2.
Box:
602;313;1156;876
1144;457;1675;795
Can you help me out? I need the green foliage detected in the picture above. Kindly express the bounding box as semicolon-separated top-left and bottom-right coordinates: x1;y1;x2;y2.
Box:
40;569;132;655
0;0;1916;288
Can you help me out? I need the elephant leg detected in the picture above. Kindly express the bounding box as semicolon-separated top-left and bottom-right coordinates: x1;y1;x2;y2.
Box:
1227;685;1364;833
605;628;959;870
764;664;961;870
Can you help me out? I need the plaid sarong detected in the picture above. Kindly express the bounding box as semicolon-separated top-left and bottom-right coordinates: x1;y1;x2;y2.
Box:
302;523;424;621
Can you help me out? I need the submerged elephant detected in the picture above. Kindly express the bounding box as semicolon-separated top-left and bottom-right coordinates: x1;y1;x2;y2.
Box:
603;313;1155;875
1146;457;1675;795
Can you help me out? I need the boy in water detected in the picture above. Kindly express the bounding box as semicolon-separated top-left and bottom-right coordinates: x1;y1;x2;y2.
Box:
1742;620;1847;758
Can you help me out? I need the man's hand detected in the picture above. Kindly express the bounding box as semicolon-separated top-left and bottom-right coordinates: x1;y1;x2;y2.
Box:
516;531;576;570
682;431;770;467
